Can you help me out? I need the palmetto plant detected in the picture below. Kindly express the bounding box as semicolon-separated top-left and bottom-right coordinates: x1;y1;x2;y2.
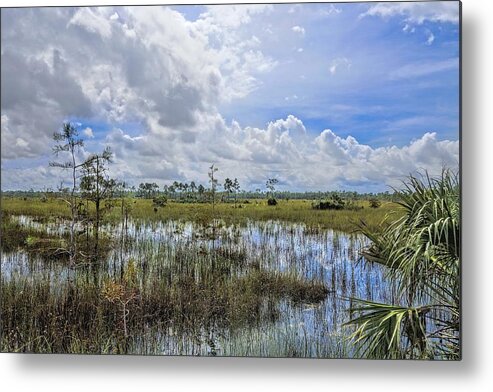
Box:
346;170;460;360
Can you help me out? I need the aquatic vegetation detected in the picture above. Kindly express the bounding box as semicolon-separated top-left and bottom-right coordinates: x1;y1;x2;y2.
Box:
1;197;400;233
0;214;391;357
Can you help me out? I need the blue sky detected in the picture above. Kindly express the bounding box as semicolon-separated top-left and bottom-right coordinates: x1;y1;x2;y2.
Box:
1;2;460;192
215;2;459;146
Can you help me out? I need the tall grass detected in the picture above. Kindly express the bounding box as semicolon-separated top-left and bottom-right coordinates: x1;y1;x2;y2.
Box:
1;215;391;357
1;197;400;233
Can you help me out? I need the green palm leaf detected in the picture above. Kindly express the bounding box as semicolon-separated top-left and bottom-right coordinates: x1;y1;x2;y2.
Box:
349;169;460;359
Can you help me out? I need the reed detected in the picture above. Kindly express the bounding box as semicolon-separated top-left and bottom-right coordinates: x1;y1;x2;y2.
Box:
1;208;392;356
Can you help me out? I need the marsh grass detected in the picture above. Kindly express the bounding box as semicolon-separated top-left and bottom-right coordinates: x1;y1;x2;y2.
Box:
1;214;113;265
1;260;329;354
1;209;393;357
2;197;401;233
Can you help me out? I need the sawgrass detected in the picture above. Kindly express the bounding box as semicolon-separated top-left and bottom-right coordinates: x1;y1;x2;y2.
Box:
1;197;401;233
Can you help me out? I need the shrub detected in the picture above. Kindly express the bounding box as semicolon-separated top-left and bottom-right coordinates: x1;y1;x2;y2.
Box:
267;198;277;206
312;195;345;210
152;196;167;208
369;198;381;208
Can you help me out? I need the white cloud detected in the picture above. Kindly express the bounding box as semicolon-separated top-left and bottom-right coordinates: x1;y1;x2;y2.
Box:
68;7;113;39
292;26;306;35
1;5;276;160
402;23;416;33
284;95;299;101
1;5;459;192
15;137;29;149
198;4;273;29
3;114;458;192
314;129;458;185
109;113;457;192
361;2;459;24
329;57;351;75
323;4;342;16
83;127;94;138
288;5;301;15
426;30;435;45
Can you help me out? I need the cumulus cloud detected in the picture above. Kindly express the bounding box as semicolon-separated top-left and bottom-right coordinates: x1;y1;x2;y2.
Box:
96;114;458;191
315;129;458;180
361;2;459;24
198;4;273;29
1;5;276;160
3;114;458;192
292;26;306;35
1;5;459;192
1;102;459;192
68;7;113;39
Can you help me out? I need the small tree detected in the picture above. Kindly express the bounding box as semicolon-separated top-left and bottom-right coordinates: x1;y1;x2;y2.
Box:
137;183;146;198
208;164;218;212
115;181;131;269
168;184;176;200
80;147;115;259
178;182;185;201
49;123;85;269
232;178;240;208
266;178;278;206
190;181;197;201
198;184;205;202
208;164;219;256
152;195;167;209
224;178;233;202
172;181;180;200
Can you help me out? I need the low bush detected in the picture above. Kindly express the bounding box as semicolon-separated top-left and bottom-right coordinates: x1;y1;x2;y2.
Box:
369;198;381;208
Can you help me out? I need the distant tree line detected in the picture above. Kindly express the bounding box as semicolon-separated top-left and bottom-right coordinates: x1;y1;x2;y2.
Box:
2;188;398;202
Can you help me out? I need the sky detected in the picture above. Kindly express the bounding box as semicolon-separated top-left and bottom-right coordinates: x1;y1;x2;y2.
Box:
0;1;460;192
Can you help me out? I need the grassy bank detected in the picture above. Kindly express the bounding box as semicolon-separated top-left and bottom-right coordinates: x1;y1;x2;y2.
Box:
1;197;401;233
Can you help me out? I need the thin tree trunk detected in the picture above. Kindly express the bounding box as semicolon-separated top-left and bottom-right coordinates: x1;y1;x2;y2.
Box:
94;157;100;260
70;143;77;273
95;199;100;259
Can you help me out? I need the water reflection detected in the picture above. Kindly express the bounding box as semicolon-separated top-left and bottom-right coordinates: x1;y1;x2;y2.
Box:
1;215;395;357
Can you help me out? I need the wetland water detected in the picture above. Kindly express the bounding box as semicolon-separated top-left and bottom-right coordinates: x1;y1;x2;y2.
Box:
1;215;395;357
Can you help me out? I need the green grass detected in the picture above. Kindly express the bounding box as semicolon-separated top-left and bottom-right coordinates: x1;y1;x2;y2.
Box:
1;197;391;357
1;197;402;233
1;259;329;354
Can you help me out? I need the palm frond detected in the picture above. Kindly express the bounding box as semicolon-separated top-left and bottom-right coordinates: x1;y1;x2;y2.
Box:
349;169;460;359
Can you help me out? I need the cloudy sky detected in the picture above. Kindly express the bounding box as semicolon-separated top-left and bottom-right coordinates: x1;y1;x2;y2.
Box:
1;1;460;192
